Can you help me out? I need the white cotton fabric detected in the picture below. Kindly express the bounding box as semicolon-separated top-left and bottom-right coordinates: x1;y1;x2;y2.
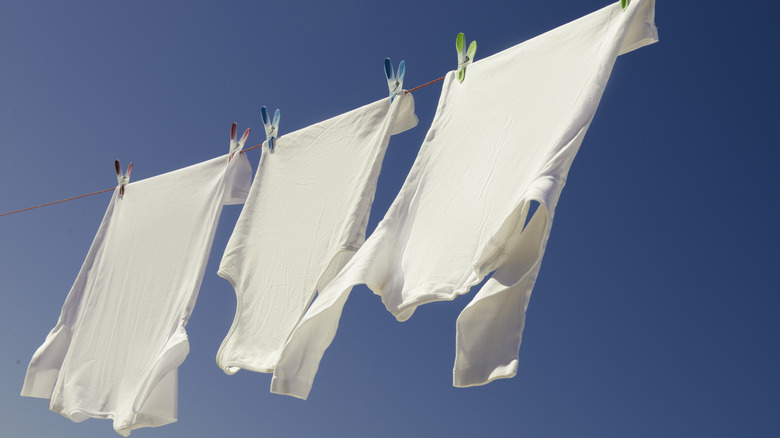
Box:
271;0;658;399
216;94;418;375
21;153;252;436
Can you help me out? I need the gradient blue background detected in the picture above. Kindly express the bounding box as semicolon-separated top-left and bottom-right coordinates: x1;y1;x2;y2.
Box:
2;1;779;436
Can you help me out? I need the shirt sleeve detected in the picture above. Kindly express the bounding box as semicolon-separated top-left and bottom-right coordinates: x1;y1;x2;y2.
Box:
453;0;658;387
453;200;549;386
390;92;419;136
618;0;658;55
21;195;118;398
223;153;253;205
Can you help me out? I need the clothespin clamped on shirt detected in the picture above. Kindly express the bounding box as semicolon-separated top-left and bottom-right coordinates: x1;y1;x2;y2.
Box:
114;160;133;199
620;0;630;10
456;33;477;83
261;106;281;154
384;58;406;102
229;122;251;162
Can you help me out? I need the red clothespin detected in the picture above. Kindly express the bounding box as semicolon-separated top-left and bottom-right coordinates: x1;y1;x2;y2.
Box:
229;122;251;162
114;160;133;199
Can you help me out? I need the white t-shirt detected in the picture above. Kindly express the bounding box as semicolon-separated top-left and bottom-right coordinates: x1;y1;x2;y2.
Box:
271;0;658;399
216;94;418;374
21;153;252;436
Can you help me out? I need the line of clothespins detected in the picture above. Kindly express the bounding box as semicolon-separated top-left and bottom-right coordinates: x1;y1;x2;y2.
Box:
0;1;633;218
0;48;461;217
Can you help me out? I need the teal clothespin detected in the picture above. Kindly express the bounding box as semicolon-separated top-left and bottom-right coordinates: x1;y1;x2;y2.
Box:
229;122;250;162
456;33;477;83
261;106;281;154
384;58;406;102
620;0;630;10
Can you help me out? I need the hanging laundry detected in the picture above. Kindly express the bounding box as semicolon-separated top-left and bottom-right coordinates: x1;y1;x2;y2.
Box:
216;95;418;375
21;152;252;436
271;0;658;399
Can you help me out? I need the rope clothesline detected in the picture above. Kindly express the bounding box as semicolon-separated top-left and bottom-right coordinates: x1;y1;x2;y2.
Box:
0;77;447;218
0;188;117;218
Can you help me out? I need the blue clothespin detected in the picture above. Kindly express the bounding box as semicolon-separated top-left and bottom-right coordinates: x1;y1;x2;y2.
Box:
114;160;133;199
384;58;406;102
456;33;477;83
620;0;630;10
229;122;251;162
261;106;281;153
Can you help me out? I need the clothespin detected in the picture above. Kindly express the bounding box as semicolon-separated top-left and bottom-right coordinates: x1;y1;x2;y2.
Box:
229;122;251;162
620;0;630;10
384;58;406;102
114;160;133;199
456;32;477;83
261;106;281;154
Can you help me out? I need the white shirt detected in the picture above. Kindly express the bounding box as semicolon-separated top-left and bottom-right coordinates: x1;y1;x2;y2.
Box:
22;153;252;435
216;94;418;374
271;0;658;399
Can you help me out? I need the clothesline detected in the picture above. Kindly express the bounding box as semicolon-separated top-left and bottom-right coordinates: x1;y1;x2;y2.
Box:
0;188;117;218
0;77;447;218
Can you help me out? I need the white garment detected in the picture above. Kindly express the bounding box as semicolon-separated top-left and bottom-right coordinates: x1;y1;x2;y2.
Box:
271;0;658;399
216;94;417;374
21;153;252;436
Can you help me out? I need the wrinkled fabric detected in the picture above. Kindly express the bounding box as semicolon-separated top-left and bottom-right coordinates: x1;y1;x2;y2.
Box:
271;0;658;399
21;153;252;436
216;94;417;375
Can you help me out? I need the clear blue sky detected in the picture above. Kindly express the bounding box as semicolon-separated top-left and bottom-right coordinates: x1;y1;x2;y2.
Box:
2;1;779;437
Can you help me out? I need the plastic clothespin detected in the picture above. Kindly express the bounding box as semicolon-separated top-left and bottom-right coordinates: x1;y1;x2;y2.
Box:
456;33;477;83
229;122;251;162
261;106;281;153
114;160;133;199
384;58;406;102
620;0;630;10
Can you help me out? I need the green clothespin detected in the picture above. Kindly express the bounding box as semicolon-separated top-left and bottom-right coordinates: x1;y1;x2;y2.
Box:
456;33;477;83
620;0;630;10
